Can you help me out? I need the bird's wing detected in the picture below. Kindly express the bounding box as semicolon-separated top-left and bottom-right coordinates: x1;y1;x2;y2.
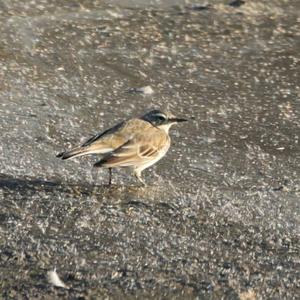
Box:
94;128;168;168
57;118;154;159
82;118;153;149
81;121;125;147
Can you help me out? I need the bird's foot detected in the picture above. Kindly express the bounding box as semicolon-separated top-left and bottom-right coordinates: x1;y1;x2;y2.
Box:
134;171;146;186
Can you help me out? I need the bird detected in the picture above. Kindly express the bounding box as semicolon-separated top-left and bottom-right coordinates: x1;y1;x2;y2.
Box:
56;109;187;185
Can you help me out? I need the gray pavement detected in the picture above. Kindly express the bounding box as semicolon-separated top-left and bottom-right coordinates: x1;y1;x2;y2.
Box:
0;0;299;299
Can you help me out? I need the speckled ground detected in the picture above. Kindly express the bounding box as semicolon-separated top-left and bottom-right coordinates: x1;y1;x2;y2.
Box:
0;0;299;299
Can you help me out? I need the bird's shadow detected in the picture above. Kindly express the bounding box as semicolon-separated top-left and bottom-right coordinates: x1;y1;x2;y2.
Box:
0;173;162;203
0;174;183;223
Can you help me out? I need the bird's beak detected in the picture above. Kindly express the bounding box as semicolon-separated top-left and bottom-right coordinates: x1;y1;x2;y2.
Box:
168;117;188;123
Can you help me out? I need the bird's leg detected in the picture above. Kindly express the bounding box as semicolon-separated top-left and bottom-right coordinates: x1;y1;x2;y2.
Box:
134;169;146;186
108;168;112;185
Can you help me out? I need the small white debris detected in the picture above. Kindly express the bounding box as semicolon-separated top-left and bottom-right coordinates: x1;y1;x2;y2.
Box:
140;86;154;94
128;85;154;95
47;269;68;289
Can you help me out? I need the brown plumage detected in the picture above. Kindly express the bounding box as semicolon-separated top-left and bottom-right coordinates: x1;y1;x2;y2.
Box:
57;110;187;184
94;126;170;168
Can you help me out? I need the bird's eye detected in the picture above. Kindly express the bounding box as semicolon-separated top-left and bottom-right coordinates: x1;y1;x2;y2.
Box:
154;113;166;121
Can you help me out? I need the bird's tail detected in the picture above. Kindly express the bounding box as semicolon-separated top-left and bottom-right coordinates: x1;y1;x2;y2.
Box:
57;144;114;160
56;147;92;160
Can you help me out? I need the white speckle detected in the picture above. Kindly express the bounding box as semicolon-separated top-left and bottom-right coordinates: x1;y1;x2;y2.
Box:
137;85;154;95
47;269;68;289
107;10;123;18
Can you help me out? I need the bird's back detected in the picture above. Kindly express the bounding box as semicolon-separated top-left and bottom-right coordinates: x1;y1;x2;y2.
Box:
85;118;154;151
94;122;170;169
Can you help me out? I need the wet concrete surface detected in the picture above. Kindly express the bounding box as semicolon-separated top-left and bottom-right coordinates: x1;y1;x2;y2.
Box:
0;0;299;299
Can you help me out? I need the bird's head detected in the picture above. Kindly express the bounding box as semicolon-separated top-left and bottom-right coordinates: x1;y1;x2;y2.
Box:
142;109;187;132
